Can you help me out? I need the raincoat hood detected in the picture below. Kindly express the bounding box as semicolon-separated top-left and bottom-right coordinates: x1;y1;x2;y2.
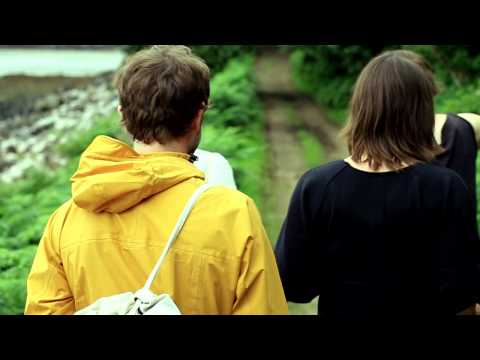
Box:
71;136;204;214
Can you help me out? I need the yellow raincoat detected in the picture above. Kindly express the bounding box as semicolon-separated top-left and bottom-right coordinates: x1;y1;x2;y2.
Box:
25;136;288;315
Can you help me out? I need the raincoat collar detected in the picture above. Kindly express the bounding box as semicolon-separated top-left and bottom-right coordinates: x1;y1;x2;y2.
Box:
71;136;205;213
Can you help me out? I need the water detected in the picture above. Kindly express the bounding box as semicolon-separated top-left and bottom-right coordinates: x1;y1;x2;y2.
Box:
0;48;126;77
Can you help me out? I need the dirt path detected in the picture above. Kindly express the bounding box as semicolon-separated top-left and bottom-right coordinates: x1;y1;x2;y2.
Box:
255;51;348;315
262;97;307;240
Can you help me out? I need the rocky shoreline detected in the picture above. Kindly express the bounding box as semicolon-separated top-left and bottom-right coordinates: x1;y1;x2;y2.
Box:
0;73;119;183
0;75;100;120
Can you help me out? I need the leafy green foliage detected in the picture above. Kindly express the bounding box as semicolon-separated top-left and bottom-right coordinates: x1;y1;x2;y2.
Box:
427;45;480;85
206;56;262;127
122;45;256;74
190;45;256;73
298;130;326;169
389;45;480;87
201;123;266;207
436;80;480;114
290;45;480;116
0;246;36;315
201;55;266;206
290;45;387;109
0;168;70;250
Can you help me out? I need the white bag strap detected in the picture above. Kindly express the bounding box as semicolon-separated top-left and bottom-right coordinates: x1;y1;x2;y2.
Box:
142;183;213;291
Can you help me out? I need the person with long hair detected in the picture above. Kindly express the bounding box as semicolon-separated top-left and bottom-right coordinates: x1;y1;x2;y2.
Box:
396;49;480;315
394;49;479;223
275;51;480;319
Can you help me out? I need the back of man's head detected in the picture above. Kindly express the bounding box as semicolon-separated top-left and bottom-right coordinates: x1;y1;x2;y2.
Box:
114;45;211;145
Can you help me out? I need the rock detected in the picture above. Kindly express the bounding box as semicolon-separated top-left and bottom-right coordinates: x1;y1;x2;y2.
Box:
4;152;17;162
0;158;36;183
15;141;29;154
54;118;77;131
31;140;48;154
0;75;120;183
31;115;57;135
33;94;61;112
0;138;17;151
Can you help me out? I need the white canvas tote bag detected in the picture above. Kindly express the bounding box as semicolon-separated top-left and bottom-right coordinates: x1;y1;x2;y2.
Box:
75;183;213;315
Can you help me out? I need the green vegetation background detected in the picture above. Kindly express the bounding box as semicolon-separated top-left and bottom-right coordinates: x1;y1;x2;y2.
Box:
2;45;479;314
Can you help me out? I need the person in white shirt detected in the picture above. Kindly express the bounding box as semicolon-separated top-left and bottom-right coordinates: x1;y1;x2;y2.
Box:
192;149;237;189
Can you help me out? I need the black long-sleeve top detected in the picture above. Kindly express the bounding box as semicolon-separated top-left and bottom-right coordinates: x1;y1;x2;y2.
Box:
434;113;478;221
275;160;480;319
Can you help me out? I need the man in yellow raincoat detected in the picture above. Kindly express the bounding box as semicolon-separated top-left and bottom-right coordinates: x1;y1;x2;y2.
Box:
24;45;288;315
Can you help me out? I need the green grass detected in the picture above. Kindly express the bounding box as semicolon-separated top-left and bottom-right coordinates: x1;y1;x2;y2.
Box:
326;108;348;126
284;103;327;168
261;101;323;314
284;104;302;127
262;104;294;244
262;171;283;246
435;81;480;114
298;130;326;168
0;246;37;315
290;128;323;315
238;125;267;211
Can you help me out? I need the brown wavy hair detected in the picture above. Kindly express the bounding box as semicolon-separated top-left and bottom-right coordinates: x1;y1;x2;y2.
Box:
342;50;442;170
391;49;439;96
114;45;210;144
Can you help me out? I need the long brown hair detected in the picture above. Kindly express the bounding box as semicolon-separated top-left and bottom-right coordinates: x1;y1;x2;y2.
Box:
391;49;439;96
342;50;442;171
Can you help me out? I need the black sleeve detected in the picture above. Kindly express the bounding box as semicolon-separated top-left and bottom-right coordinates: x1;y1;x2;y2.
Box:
274;171;320;303
437;175;480;314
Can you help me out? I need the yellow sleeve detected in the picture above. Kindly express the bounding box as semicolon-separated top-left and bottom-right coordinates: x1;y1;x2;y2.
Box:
24;210;75;315
232;199;288;315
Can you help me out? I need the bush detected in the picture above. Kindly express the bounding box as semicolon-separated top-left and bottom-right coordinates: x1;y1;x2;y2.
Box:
290;45;387;109
0;246;36;315
290;45;480;114
200;123;266;206
0;168;70;250
206;56;262;128
200;55;266;205
190;45;256;73
431;46;480;85
436;80;480;114
399;45;480;88
123;45;256;74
